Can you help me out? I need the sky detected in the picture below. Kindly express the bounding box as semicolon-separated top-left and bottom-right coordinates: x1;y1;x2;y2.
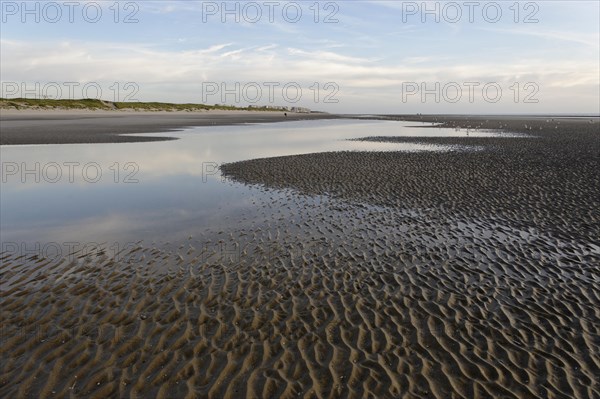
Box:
1;0;599;114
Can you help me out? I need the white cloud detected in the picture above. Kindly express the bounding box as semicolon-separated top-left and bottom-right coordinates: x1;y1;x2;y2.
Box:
481;27;600;48
1;38;598;113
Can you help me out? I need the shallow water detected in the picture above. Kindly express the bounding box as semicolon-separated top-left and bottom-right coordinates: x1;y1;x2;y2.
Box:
0;119;513;247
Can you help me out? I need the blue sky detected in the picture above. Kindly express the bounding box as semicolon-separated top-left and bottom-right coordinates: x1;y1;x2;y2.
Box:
1;0;599;113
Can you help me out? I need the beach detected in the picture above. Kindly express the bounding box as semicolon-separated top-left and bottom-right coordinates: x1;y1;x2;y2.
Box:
0;109;338;145
1;115;599;398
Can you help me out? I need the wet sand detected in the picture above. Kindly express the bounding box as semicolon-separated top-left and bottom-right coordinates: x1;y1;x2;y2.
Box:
223;117;599;244
1;116;599;398
0;109;337;145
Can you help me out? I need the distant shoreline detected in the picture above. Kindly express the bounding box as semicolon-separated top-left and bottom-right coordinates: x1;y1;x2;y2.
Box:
0;108;339;145
0;98;315;113
2;106;598;145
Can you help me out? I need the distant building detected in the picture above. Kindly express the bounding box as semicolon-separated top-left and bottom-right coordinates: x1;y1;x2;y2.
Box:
290;107;311;113
248;105;311;113
265;105;290;111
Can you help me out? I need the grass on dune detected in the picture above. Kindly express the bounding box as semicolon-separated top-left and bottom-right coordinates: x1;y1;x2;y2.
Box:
0;98;282;112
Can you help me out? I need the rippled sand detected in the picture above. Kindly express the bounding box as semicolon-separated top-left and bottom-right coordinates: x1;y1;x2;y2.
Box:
1;117;599;398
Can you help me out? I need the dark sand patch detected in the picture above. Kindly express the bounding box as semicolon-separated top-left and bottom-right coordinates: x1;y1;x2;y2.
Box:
221;118;599;243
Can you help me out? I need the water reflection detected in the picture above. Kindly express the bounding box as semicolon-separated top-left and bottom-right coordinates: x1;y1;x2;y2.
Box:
1;119;500;246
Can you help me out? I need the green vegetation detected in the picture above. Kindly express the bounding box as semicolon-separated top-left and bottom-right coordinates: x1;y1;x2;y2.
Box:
0;98;283;112
1;98;110;110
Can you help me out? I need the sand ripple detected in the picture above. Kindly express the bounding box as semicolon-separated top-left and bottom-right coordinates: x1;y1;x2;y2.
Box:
2;117;599;398
2;198;599;398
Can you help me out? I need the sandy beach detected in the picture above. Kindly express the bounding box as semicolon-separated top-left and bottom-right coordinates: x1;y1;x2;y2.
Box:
0;109;338;145
1;116;599;398
3;0;598;395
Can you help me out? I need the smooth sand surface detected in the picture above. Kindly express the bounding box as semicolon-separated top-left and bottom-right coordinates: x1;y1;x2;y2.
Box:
0;109;338;145
1;116;599;398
